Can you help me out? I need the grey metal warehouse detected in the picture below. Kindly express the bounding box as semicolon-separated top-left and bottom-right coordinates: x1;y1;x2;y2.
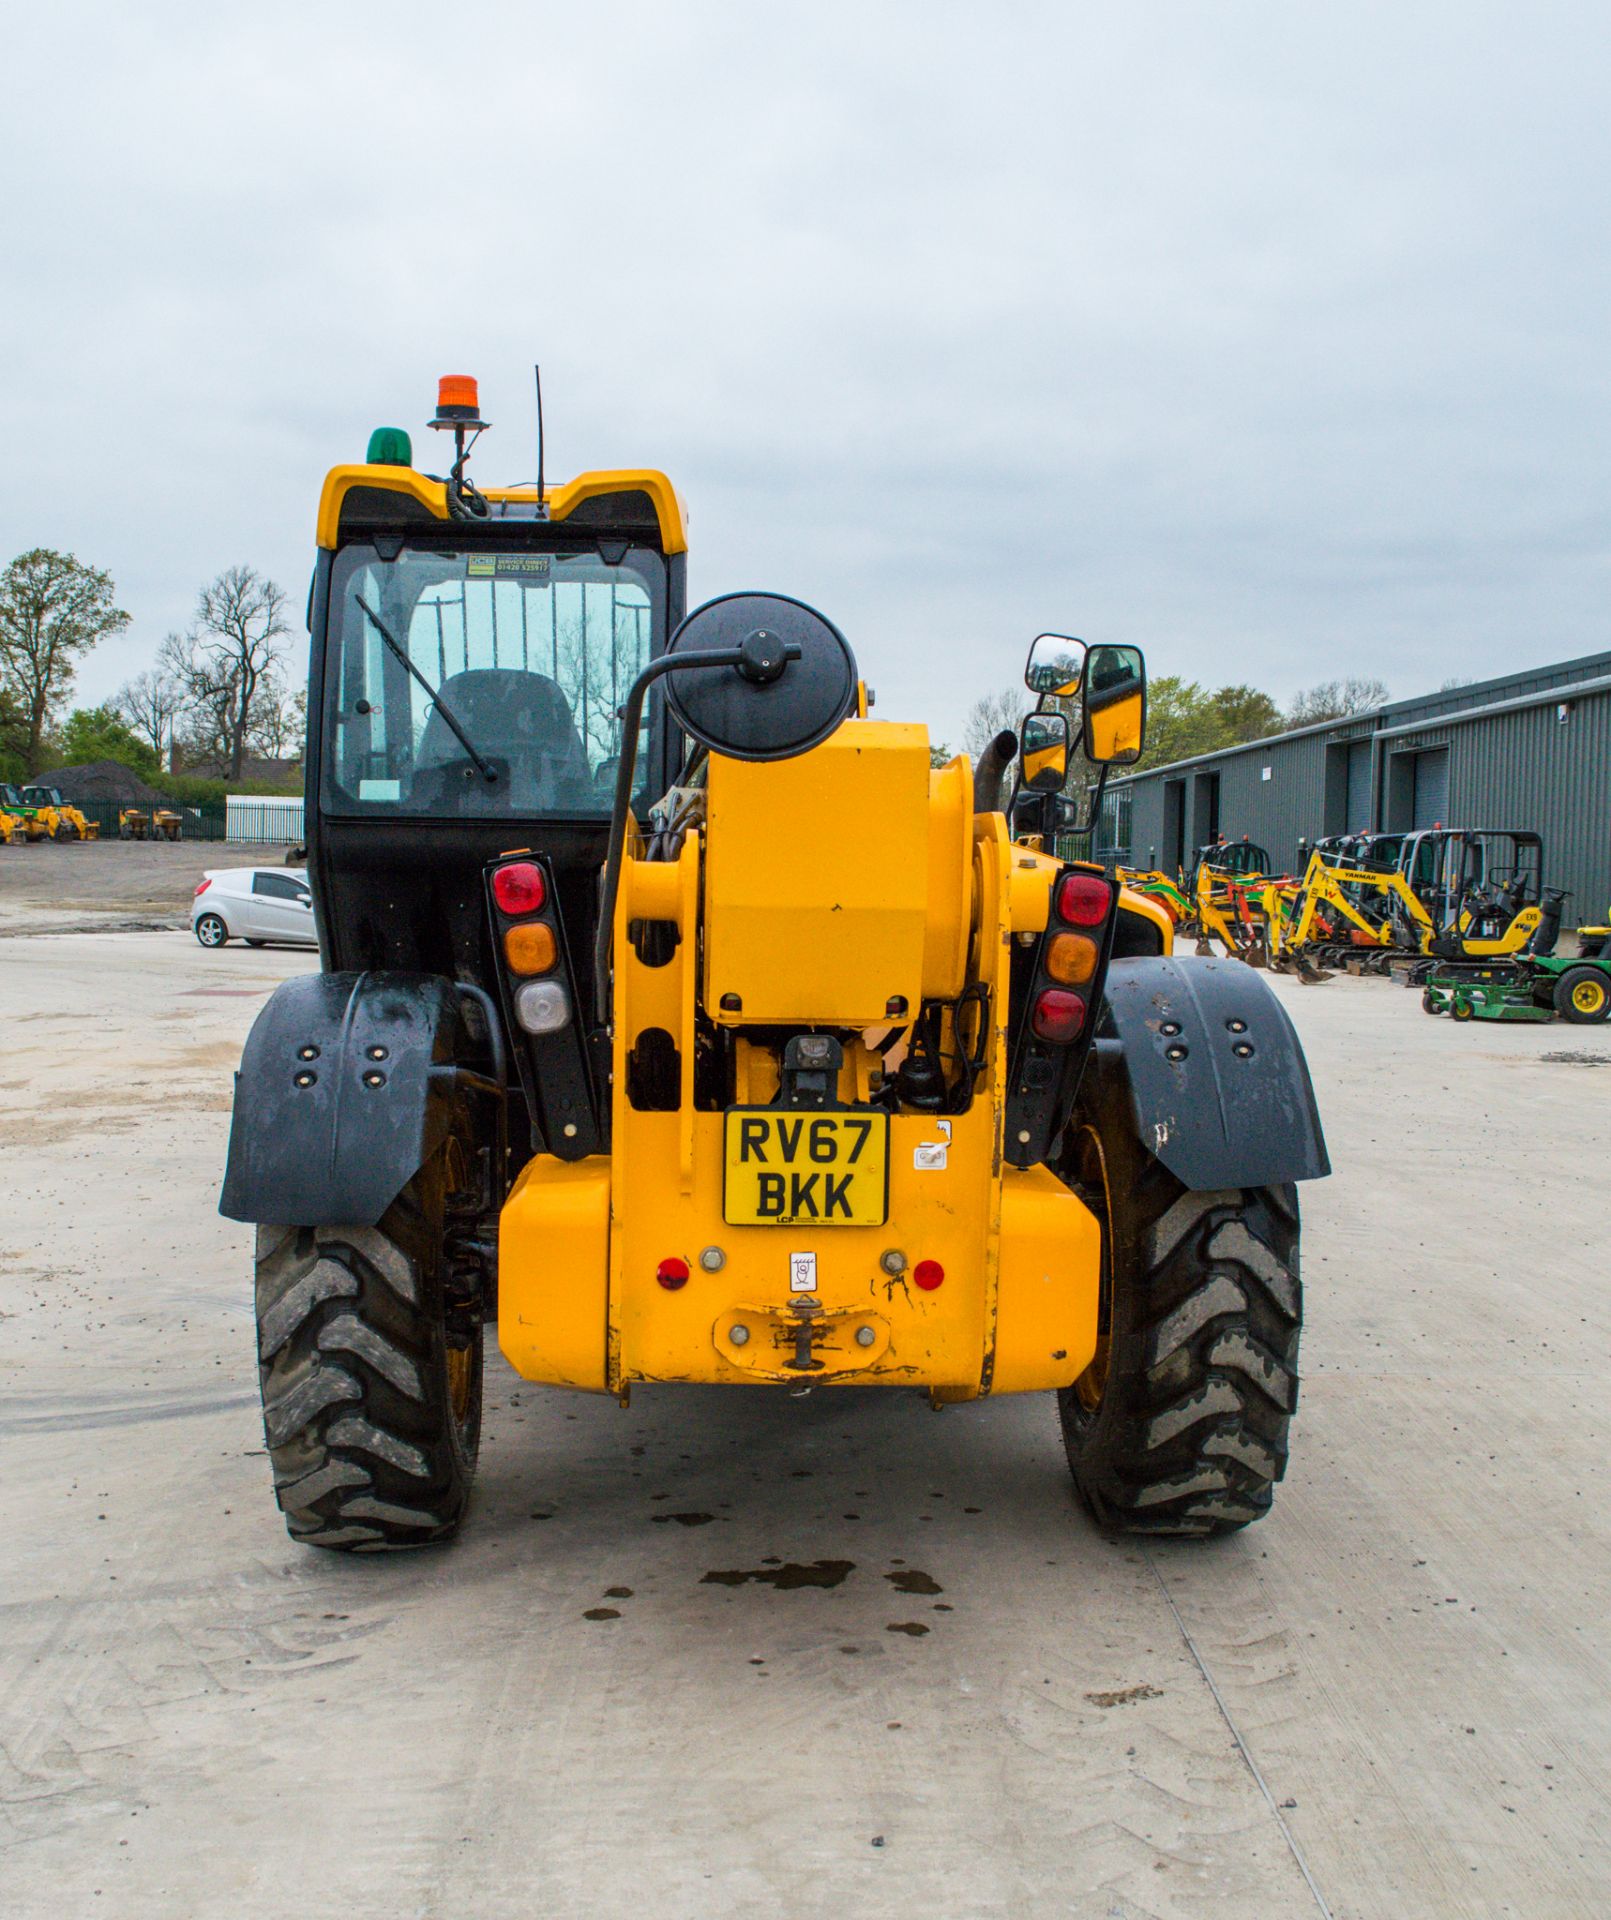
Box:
1100;649;1611;922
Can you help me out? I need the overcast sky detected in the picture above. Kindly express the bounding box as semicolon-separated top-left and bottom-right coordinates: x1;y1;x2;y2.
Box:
3;2;1608;748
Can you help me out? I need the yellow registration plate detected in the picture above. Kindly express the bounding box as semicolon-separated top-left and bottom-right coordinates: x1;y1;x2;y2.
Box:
722;1109;890;1226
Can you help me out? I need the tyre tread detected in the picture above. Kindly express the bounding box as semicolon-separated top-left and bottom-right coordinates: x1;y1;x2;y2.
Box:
1058;1133;1302;1536
252;1189;481;1553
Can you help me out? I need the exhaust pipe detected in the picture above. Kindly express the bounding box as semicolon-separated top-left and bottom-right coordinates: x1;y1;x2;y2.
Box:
973;728;1018;814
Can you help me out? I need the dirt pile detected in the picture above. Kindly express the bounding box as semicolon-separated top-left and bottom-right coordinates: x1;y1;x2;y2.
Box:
46;760;174;810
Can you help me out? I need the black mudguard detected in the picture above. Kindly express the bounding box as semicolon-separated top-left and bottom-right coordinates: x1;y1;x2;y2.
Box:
220;971;470;1227
1094;956;1329;1189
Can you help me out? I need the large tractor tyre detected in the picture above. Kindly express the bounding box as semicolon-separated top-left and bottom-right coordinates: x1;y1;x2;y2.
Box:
1554;965;1611;1024
254;1163;482;1551
1055;1105;1301;1537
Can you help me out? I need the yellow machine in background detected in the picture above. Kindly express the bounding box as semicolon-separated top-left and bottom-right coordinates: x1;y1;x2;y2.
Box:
1271;845;1543;974
1;783;49;841
19;785;99;840
119;807;183;841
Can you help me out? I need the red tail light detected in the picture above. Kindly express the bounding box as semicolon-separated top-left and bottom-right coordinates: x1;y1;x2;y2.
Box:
1056;873;1111;926
656;1256;690;1291
1032;988;1087;1043
913;1259;945;1291
193;878;211;897
493;861;546;915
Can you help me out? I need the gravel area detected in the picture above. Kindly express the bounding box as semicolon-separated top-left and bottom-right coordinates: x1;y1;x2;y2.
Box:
0;839;290;935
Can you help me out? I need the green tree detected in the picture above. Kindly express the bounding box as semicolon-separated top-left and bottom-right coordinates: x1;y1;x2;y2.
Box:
51;704;160;779
0;679;27;780
1133;676;1227;769
1214;684;1284;744
962;671;1284;778
0;549;131;773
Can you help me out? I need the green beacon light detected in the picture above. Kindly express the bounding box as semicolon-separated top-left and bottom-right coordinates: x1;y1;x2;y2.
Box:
366;426;413;466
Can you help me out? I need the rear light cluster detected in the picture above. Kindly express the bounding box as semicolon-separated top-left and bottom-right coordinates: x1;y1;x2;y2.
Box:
490;858;571;1035
1032;871;1114;1044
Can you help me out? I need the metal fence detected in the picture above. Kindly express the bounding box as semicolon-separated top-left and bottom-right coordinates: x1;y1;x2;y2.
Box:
71;799;230;841
226;796;306;845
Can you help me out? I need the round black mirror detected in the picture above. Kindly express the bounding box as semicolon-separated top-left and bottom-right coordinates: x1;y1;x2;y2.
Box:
664;592;857;762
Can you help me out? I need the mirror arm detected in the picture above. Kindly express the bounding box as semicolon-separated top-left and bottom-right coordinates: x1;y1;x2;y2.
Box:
1078;762;1111;839
593;642;800;1024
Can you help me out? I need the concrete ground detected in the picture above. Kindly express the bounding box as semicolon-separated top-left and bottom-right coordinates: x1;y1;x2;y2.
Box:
2;928;1608;1919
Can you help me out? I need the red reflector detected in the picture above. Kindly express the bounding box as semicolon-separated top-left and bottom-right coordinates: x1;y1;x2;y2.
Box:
1056;872;1111;926
913;1259;945;1291
493;861;546;915
656;1256;690;1291
193;878;211;896
1032;988;1087;1043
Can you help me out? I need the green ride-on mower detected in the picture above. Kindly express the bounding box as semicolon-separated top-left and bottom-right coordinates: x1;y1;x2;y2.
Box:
1421;949;1611;1025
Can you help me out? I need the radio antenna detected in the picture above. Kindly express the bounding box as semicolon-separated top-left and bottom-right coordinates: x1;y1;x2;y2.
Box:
534;363;546;514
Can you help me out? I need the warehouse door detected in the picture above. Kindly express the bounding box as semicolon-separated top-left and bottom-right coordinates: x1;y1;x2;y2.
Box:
1411;748;1449;829
1163;779;1186;871
1346;742;1372;833
1190;770;1220;851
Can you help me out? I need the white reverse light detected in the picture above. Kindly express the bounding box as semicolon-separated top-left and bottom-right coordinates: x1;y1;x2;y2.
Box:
514;978;571;1035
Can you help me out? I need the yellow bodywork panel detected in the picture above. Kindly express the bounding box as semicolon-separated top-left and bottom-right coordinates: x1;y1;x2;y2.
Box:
991;1165;1102;1392
315;464;689;554
704;722;938;1027
497;735;1107;1402
499;1155;611;1390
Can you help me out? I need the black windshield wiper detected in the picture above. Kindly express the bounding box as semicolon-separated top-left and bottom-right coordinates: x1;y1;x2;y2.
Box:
353;592;499;786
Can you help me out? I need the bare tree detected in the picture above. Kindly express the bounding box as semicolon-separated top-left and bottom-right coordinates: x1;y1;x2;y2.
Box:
962;686;1028;759
252;678;308;761
166;567;290;779
0;548;130;772
115;664;187;766
1286;676;1390;727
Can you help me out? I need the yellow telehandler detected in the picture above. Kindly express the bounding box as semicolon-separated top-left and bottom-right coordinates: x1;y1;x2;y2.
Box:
19;784;99;840
220;378;1329;1551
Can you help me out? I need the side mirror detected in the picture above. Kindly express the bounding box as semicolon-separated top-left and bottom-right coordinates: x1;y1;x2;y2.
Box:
1025;632;1086;698
664;592;856;762
1018;710;1069;792
1081;643;1146;765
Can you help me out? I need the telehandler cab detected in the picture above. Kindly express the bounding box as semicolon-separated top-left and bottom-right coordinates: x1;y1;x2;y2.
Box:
221;378;1329;1551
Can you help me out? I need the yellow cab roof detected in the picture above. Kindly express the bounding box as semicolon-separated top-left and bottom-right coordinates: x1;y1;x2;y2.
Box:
315;465;688;556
